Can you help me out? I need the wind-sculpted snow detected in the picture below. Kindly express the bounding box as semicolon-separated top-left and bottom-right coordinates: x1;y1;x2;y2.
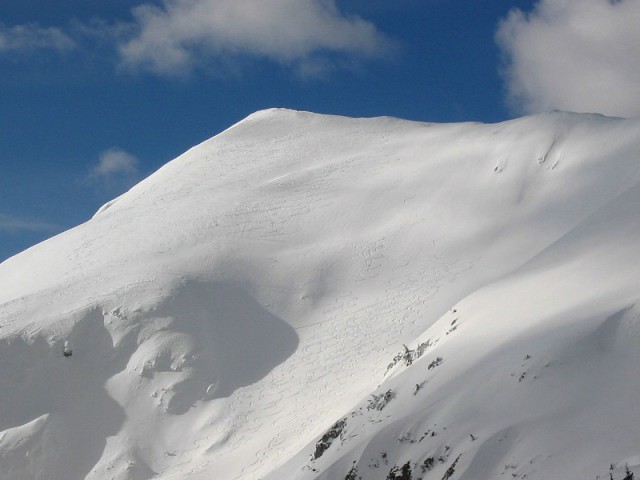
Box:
1;109;640;479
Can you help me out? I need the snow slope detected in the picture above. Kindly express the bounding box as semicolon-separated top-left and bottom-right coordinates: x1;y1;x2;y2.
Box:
1;109;640;480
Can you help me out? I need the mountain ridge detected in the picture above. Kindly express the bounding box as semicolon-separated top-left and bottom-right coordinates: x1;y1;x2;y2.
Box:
1;109;640;479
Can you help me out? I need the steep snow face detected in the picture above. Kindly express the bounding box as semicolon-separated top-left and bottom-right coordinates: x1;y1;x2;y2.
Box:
1;109;640;480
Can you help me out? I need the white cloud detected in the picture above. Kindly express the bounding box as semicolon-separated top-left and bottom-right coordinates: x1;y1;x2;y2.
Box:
0;213;55;233
0;23;75;52
117;0;393;76
90;148;140;180
497;0;640;118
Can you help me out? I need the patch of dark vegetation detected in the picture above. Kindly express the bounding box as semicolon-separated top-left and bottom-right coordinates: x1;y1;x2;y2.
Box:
438;445;451;464
441;454;461;480
344;461;362;480
387;461;413;480
311;418;347;461
368;389;395;411
418;428;438;442
428;357;443;370
446;319;459;335
386;340;434;373
605;464;636;480
398;431;416;444
421;457;435;473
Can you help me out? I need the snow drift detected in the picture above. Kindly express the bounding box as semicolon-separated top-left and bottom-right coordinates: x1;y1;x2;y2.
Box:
1;109;640;480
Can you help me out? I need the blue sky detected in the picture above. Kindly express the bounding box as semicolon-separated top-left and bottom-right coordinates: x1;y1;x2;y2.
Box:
1;0;639;261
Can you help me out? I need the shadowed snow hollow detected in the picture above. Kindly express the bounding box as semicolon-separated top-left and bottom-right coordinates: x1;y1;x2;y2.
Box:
1;109;640;480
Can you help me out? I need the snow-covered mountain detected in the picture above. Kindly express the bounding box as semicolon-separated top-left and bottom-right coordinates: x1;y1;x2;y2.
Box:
1;109;640;480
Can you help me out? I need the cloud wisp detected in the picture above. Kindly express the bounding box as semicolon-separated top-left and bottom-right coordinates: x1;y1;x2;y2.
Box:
116;0;393;76
89;147;138;180
497;0;640;118
0;213;56;233
89;148;140;180
0;23;75;53
0;1;392;77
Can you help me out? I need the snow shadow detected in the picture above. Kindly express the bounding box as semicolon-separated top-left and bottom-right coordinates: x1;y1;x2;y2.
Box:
0;308;129;480
146;280;299;412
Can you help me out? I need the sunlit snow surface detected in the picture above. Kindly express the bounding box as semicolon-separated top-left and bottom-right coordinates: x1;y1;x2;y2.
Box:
1;109;640;480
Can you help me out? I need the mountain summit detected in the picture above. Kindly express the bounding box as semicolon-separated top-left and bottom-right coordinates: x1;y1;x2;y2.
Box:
1;110;640;480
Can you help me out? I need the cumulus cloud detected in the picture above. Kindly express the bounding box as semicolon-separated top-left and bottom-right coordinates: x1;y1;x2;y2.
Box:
90;148;140;180
0;23;75;52
117;0;393;75
0;213;55;233
497;0;640;118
